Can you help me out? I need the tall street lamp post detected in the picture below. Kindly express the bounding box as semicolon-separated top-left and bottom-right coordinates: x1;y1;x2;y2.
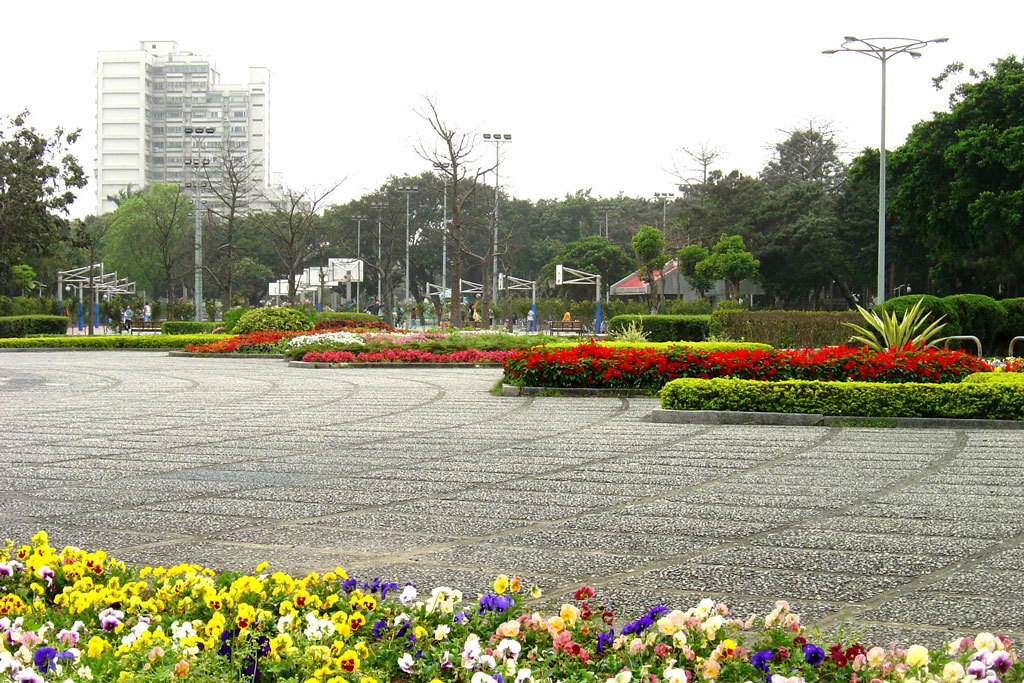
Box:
596;205;613;240
483;133;511;302
370;201;386;303
396;185;417;302
184;125;216;321
653;192;674;231
352;215;366;309
433;163;450;298
823;36;947;305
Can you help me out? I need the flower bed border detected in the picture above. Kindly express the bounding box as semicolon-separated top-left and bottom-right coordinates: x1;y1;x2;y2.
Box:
289;360;503;369
501;383;654;397
168;350;285;359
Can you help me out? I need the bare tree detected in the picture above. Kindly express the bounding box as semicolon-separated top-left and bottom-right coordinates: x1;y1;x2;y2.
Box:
253;183;342;301
202;146;262;308
415;98;492;328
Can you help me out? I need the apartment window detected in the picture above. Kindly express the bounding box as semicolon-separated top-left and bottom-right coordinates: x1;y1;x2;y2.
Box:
166;110;183;119
152;142;165;150
153;126;166;135
167;141;183;150
232;110;246;118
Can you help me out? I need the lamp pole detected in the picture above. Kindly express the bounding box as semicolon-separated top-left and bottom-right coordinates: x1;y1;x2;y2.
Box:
433;162;450;298
653;192;675;231
396;185;417;303
596;205;613;239
370;201;386;303
483;133;511;302
184;125;216;321
352;215;366;309
823;36;947;305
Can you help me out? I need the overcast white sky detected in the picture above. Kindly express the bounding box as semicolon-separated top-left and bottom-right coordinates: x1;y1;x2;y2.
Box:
4;0;1022;218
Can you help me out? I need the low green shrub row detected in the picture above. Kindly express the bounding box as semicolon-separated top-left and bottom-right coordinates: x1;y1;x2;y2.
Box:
0;295;58;317
316;311;381;323
161;321;221;334
282;332;567;360
0;315;68;338
710;310;863;348
659;377;1024;420
877;294;1024;354
962;372;1024;385
608;315;711;342
233;307;312;334
0;334;229;349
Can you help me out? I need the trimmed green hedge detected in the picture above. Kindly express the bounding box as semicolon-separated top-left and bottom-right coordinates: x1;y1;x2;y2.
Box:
0;334;229;349
316;312;382;323
0;315;68;338
710;310;862;348
659;377;1024;420
940;294;1006;352
608;315;711;342
962;372;1024;385
161;321;221;335
874;295;962;337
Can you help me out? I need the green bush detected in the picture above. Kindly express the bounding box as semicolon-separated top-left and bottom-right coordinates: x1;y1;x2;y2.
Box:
999;298;1024;353
962;372;1024;385
168;300;195;321
316;312;381;323
608;315;711;342
0;334;228;349
232;307;313;334
0;315;69;338
222;307;247;332
660;299;713;315
161;321;221;335
710;310;863;348
659;377;1024;420
939;294;1006;353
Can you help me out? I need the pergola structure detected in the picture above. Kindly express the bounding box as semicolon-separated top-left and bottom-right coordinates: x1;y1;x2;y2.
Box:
56;264;136;332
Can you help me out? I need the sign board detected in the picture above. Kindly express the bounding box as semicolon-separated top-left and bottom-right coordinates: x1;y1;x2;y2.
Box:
555;264;564;285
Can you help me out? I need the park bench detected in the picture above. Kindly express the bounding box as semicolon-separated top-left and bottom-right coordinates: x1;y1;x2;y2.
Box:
130;320;163;334
549;320;585;335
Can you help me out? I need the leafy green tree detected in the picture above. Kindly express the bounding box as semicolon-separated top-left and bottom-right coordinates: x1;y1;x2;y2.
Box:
891;56;1024;296
631;225;666;313
0;111;86;268
699;234;759;300
538;235;635;300
676;244;714;298
103;183;191;301
231;257;274;306
760;122;846;191
11;264;34;295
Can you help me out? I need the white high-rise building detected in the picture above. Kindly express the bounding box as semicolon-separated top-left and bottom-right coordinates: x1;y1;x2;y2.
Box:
95;41;270;214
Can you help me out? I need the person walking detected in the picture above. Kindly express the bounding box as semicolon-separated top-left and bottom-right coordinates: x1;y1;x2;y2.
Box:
143;302;152;322
123;305;134;333
364;299;382;316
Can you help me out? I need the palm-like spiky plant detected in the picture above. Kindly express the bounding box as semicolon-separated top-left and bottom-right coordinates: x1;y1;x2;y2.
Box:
842;299;949;352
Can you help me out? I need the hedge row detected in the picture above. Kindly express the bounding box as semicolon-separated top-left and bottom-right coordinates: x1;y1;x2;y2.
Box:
0;315;68;338
659;377;1024;420
710;310;863;348
161;321;222;334
608;315;711;342
316;311;382;323
0;334;229;349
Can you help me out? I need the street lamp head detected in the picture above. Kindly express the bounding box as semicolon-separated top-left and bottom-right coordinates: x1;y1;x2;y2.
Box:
933;37;949;43
822;49;838;54
503;134;512;140
844;35;858;42
909;51;922;58
184;126;193;134
482;133;492;140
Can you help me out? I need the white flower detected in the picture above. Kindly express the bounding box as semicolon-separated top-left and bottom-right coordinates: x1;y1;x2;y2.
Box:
302;612;335;640
76;666;94;681
515;669;534;683
664;668;688;683
478;654;497;670
286;331;366;349
472;674;502;683
276;613;293;633
434;624;451;641
400;584;418;605
607;671;632;683
398;653;415;674
497;639;521;659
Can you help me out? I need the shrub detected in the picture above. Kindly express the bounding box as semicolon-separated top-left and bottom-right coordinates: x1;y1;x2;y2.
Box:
843;299;950;352
660;298;712;315
317;311;381;323
710;310;863;347
502;343;987;393
0;334;228;349
608;315;711;342
0;315;68;338
232;307;313;334
962;371;1024;385
940;294;1007;353
167;300;195;321
161;321;220;334
222;307;247;332
999;297;1024;354
659;377;1024;420
874;295;961;336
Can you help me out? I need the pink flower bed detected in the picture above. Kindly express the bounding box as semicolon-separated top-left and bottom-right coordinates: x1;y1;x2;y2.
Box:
301;348;516;363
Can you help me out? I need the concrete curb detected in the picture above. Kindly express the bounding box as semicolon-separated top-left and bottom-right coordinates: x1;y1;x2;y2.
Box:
502;384;655;398
650;408;1024;429
0;347;169;353
168;351;285;359
289;361;503;369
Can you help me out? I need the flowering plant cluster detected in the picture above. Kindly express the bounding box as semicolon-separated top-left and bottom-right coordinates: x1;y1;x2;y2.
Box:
503;344;990;392
312;319;393;332
184;331;305;354
1;532;1021;683
301;348;516;364
286;332;367;350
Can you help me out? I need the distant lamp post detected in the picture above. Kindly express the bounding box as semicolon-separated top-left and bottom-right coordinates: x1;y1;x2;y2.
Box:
352;215;367;308
653;192;675;230
894;283;912;298
823;36;947;305
596;205;613;240
433;162;450;296
396;185;417;302
184;125;217;321
370;201;387;302
483;133;512;302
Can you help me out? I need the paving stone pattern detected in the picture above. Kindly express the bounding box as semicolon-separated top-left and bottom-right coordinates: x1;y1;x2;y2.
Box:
2;351;1023;646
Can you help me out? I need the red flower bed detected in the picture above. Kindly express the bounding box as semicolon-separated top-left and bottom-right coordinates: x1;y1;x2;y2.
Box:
503;343;990;392
302;348;516;364
185;330;303;353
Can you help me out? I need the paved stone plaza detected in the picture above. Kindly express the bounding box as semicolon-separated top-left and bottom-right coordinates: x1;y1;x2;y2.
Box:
2;351;1023;646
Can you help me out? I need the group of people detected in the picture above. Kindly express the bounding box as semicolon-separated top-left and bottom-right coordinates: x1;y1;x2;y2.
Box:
119;302;152;332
